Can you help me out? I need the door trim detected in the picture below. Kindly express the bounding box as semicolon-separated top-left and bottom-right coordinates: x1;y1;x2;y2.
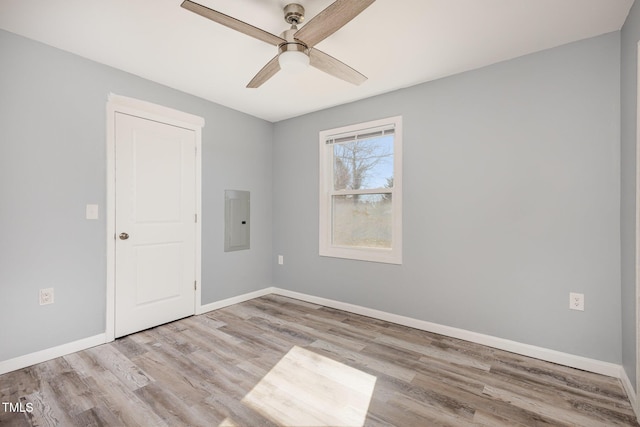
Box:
105;94;204;342
635;42;640;414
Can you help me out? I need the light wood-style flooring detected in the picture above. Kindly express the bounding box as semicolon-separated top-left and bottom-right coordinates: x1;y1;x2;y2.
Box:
1;294;638;426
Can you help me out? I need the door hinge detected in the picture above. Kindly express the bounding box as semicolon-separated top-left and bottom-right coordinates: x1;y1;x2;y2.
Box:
195;213;198;223
194;280;197;290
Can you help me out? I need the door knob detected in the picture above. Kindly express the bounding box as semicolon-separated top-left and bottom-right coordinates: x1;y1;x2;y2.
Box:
119;232;129;240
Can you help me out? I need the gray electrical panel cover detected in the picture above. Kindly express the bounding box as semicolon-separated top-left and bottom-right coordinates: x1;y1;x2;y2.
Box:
224;190;250;252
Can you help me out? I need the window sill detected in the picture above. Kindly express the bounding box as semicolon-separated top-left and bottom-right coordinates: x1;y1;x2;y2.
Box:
319;246;402;265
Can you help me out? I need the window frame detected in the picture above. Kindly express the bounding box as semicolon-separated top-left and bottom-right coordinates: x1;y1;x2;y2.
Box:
319;116;403;264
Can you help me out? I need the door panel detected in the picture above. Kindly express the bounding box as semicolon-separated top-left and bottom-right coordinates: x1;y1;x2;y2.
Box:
134;243;183;304
114;112;196;338
134;133;183;223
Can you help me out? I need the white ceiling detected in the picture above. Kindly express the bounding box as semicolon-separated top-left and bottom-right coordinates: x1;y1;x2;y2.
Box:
0;0;634;122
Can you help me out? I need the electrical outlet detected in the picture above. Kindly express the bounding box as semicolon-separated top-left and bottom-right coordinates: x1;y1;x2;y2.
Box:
39;288;54;305
278;255;284;265
569;292;584;311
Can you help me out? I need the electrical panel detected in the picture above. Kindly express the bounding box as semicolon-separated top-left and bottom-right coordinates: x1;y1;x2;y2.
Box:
224;190;250;252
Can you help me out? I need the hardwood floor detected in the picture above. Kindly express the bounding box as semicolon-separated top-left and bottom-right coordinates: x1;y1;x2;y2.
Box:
1;294;638;426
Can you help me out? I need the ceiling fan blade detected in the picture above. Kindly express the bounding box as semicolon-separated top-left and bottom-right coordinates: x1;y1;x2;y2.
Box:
247;55;281;88
309;49;367;85
181;0;285;46
294;0;375;48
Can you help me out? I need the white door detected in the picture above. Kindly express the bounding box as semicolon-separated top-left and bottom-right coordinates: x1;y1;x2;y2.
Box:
114;112;196;338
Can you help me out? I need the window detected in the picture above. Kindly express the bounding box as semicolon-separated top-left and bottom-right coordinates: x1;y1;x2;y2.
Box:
319;116;402;264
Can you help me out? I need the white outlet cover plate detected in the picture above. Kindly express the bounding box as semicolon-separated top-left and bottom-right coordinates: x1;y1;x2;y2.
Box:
39;288;54;305
569;292;584;311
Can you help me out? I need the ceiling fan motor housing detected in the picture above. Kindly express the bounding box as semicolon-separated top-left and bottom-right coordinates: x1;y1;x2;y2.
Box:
284;3;305;25
279;27;308;53
278;42;308;54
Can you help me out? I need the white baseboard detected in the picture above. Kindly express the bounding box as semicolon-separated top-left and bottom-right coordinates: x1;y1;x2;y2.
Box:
619;367;640;421
0;334;106;375
197;287;275;315
270;287;623;378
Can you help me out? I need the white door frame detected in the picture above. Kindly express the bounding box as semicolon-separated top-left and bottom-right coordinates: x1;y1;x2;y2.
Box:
105;94;204;342
636;42;640;413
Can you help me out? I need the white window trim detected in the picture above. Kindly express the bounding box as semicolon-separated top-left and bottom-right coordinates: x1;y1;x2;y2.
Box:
319;116;403;264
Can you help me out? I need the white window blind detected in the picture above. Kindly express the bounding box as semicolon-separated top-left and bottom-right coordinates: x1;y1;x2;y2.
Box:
324;124;395;145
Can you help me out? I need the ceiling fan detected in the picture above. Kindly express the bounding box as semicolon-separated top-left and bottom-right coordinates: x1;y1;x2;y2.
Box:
181;0;375;88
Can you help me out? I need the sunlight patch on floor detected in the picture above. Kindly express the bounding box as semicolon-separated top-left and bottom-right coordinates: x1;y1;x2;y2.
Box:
222;345;377;427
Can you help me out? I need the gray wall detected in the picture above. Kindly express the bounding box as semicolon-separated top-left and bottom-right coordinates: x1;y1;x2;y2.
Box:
0;29;273;361
621;1;640;391
273;32;622;363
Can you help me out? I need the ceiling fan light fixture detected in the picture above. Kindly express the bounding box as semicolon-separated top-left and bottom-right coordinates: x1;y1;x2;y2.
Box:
278;49;310;72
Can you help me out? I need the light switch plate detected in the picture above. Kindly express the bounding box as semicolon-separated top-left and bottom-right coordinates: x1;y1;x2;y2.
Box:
86;204;99;220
